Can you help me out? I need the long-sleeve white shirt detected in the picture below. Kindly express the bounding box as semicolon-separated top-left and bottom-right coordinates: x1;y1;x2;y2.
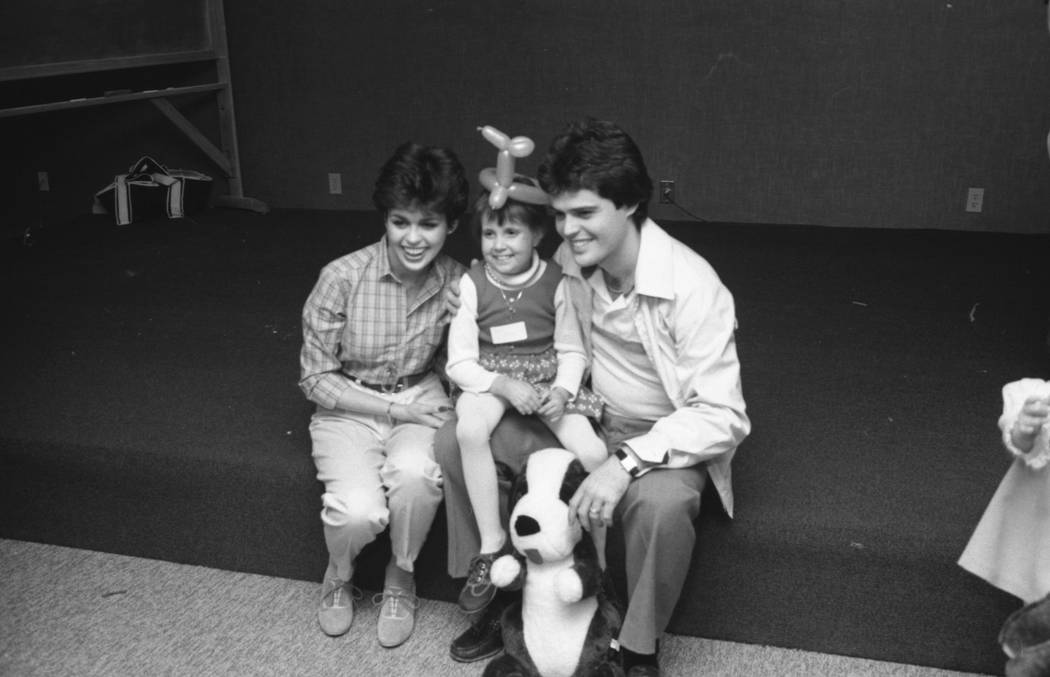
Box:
555;219;751;516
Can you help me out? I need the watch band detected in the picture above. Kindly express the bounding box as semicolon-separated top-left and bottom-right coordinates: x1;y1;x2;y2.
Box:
615;446;641;477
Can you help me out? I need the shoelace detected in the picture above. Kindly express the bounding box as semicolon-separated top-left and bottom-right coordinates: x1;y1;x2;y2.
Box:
372;589;419;617
323;580;362;607
466;557;491;586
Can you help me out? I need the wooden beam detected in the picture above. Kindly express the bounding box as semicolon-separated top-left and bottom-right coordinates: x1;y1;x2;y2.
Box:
0;83;225;119
0;50;218;82
150;97;233;177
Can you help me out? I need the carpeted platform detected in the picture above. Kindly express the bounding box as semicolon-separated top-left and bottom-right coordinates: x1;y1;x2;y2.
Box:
2;208;1047;674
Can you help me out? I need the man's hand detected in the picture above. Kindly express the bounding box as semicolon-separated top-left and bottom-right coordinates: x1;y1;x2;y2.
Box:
490;375;542;415
568;455;631;532
444;271;463;315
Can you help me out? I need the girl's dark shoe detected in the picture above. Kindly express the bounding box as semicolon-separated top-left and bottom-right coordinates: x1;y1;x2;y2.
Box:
458;551;501;613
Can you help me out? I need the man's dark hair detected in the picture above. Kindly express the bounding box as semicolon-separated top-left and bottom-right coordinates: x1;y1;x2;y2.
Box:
538;118;653;227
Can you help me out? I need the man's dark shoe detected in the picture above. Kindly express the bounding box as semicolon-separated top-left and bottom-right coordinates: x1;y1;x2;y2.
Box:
1001;593;1050;658
458;550;501;613
450;599;504;663
1005;639;1050;677
622;645;660;677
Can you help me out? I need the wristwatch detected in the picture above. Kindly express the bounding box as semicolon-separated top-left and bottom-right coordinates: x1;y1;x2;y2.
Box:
614;446;641;478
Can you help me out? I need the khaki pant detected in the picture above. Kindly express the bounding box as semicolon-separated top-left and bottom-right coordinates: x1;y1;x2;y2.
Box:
310;374;447;581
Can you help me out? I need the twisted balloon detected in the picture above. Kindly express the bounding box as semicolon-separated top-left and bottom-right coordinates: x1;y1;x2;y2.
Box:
477;125;550;209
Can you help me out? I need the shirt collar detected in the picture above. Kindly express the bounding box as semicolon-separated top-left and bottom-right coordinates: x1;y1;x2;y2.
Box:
559;219;675;301
376;236;395;279
633;219;675;300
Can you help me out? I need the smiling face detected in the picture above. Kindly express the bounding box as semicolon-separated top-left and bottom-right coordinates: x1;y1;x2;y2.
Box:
550;189;639;274
480;215;541;278
384;205;453;280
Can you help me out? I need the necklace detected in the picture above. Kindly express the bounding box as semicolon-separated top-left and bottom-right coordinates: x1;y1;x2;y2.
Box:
484;264;525;314
604;271;634;297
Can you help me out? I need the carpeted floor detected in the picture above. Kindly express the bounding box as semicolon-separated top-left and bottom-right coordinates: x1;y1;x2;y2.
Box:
0;539;993;677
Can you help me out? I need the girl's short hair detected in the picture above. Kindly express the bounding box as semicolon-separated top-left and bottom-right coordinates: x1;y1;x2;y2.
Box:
469;176;553;244
538;118;653;228
372;142;470;224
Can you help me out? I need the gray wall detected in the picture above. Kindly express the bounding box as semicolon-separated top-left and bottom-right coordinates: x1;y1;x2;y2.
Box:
6;1;1049;235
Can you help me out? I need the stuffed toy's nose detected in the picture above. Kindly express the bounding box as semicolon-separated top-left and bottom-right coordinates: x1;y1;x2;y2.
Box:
514;514;540;537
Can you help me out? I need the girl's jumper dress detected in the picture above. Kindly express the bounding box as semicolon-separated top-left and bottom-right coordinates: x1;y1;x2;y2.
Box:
467;259;602;418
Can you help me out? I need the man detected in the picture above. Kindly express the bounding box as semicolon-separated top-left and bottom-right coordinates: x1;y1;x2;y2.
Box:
436;118;750;677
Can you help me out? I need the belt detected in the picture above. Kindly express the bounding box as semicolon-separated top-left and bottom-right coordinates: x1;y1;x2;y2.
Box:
348;371;429;394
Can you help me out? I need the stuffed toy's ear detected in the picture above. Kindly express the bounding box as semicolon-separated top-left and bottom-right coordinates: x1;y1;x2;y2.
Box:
508;461;530;515
559;457;588;504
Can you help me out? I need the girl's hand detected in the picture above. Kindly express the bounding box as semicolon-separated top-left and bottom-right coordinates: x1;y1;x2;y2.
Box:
490;375;541;415
1010;395;1050;453
391;397;454;429
537;387;570;421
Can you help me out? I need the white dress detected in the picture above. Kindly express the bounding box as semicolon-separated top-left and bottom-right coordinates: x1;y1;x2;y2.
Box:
958;379;1050;604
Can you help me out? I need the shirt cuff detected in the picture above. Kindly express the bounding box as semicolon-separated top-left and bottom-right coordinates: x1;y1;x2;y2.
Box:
625;429;673;465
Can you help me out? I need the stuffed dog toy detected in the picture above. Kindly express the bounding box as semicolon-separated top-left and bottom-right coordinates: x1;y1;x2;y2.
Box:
483;447;623;677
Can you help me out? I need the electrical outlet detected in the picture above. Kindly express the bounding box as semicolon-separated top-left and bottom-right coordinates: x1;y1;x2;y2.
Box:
659;179;675;204
327;172;342;195
965;187;984;213
37;171;50;191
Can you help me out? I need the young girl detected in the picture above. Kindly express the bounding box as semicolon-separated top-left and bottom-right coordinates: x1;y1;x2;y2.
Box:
446;166;607;614
958;378;1050;673
300;142;468;647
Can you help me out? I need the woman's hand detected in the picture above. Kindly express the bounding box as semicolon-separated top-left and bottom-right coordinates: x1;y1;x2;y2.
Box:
489;375;542;415
1010;395;1050;453
391;397;454;429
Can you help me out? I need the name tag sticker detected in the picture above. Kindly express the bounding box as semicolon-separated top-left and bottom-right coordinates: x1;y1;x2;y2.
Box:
490;321;528;345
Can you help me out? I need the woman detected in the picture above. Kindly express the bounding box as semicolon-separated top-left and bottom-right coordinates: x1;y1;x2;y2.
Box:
299;141;468;647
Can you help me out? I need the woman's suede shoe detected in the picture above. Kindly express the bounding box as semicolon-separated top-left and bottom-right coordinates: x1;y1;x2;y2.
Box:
375;586;420;648
1001;594;1050;658
317;578;358;637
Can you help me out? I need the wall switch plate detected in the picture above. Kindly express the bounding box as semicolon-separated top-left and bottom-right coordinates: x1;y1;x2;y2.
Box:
37;171;50;191
328;172;342;195
965;187;984;213
659;179;675;204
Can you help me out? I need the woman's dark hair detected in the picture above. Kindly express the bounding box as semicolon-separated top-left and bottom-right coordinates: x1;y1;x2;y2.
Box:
468;176;553;245
372;142;470;224
538;118;653;228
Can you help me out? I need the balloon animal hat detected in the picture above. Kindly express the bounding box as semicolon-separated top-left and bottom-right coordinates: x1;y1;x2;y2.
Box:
477;125;550;209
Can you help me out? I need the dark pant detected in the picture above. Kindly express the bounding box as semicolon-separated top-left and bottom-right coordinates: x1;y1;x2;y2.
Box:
435;410;707;654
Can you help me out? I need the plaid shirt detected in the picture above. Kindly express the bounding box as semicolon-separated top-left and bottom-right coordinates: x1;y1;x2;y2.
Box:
299;238;465;409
